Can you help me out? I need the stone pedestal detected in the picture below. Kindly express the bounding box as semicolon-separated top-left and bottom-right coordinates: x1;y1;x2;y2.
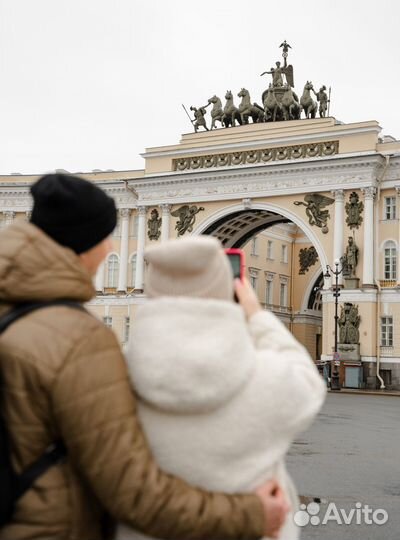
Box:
337;343;362;388
343;277;360;289
337;343;360;361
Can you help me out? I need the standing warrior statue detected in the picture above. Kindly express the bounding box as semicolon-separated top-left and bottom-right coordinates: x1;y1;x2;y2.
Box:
312;85;329;117
341;236;359;278
190;104;209;132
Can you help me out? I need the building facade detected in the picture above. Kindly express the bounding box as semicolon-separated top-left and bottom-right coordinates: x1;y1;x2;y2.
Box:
1;117;400;389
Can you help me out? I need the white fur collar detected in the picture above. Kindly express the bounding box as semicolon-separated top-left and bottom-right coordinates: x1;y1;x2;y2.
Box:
127;297;255;414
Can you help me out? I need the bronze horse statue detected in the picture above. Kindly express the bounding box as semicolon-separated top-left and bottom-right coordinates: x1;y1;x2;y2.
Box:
281;85;301;121
208;95;224;130
263;84;282;122
222;90;242;127
238;88;264;124
300;81;318;119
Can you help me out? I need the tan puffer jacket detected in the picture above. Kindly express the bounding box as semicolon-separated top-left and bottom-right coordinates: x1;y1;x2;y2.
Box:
0;221;264;540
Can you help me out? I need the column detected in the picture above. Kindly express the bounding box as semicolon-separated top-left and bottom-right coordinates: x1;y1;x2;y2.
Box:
362;186;376;286
4;211;15;227
117;209;131;292
134;206;147;292
160;204;171;243
95;262;105;292
25;211;32;222
332;190;344;285
396;187;400;284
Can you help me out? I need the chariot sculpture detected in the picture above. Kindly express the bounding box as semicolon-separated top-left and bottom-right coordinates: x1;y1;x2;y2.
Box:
184;41;331;132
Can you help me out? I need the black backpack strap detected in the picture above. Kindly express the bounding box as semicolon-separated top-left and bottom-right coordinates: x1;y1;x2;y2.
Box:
0;300;86;334
0;300;86;502
13;440;67;500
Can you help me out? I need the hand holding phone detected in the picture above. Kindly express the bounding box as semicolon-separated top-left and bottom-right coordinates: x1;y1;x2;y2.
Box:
234;277;262;318
224;248;245;281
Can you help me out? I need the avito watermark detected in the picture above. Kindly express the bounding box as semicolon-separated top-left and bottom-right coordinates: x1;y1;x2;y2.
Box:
294;501;389;527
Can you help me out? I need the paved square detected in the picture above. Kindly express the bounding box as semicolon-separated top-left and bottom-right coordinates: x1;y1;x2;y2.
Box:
286;393;399;540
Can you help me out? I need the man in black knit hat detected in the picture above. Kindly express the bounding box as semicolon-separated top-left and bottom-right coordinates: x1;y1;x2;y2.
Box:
0;173;288;540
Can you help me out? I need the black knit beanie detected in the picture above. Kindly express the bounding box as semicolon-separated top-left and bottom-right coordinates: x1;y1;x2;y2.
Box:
30;173;117;254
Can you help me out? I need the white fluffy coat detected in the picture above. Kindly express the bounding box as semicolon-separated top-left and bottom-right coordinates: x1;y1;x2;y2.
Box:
118;297;326;540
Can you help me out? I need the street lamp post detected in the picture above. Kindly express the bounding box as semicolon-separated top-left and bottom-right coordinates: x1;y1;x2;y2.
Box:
324;259;343;391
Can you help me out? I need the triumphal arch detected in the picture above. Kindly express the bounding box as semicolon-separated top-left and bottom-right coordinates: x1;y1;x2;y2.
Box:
1;43;400;389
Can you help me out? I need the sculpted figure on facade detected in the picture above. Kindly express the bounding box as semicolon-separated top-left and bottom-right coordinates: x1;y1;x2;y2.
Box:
190;105;209;132
345;191;364;229
300;82;318;119
341;236;359;278
339;303;360;344
261;62;285;88
208;95;224;130
184;42;333;129
281;85;301;121
237;88;264;124
171;205;205;236
294;193;334;233
298;246;319;275
147;208;162;241
312;85;329;117
222;90;242;127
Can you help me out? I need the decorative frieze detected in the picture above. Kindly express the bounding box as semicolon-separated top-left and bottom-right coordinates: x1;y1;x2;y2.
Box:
173;141;339;172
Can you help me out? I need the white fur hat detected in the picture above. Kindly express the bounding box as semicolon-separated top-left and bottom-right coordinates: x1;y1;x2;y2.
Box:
144;236;234;300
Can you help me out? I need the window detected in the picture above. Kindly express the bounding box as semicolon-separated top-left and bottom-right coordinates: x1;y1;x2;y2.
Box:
251;237;258;256
267;240;274;259
129;254;137;287
281;245;288;263
265;279;273;305
381;316;393;346
103;316;112;329
250;275;258;290
280;282;288;307
384;241;397;280
385;197;396;220
123;316;130;343
249;268;259;291
107;254;119;288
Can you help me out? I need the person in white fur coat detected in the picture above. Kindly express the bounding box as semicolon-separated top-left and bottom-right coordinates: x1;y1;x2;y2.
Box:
118;236;326;540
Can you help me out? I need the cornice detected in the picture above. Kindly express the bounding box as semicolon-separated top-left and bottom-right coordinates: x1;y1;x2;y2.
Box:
0;153;387;208
88;295;148;306
141;125;381;159
322;289;377;303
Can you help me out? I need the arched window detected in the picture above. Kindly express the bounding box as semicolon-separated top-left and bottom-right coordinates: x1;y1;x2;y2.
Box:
129;254;137;288
107;254;119;288
384;241;397;280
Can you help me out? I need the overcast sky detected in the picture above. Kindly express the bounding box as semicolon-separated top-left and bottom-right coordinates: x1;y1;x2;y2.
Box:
0;0;399;175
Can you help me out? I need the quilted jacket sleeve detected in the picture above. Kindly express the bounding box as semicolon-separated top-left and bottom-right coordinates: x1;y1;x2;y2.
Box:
52;323;264;540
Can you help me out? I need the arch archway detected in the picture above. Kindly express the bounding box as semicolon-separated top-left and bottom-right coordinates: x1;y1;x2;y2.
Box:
193;202;328;271
193;201;327;360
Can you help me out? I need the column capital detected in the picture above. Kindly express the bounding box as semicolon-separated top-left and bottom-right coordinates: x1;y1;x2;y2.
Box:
395;186;400;197
331;189;344;202
4;211;15;219
159;203;172;214
25;211;32;222
361;186;377;200
137;206;147;216
119;208;131;219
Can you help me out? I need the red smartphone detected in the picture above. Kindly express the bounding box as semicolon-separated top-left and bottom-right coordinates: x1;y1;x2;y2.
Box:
224;248;246;281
